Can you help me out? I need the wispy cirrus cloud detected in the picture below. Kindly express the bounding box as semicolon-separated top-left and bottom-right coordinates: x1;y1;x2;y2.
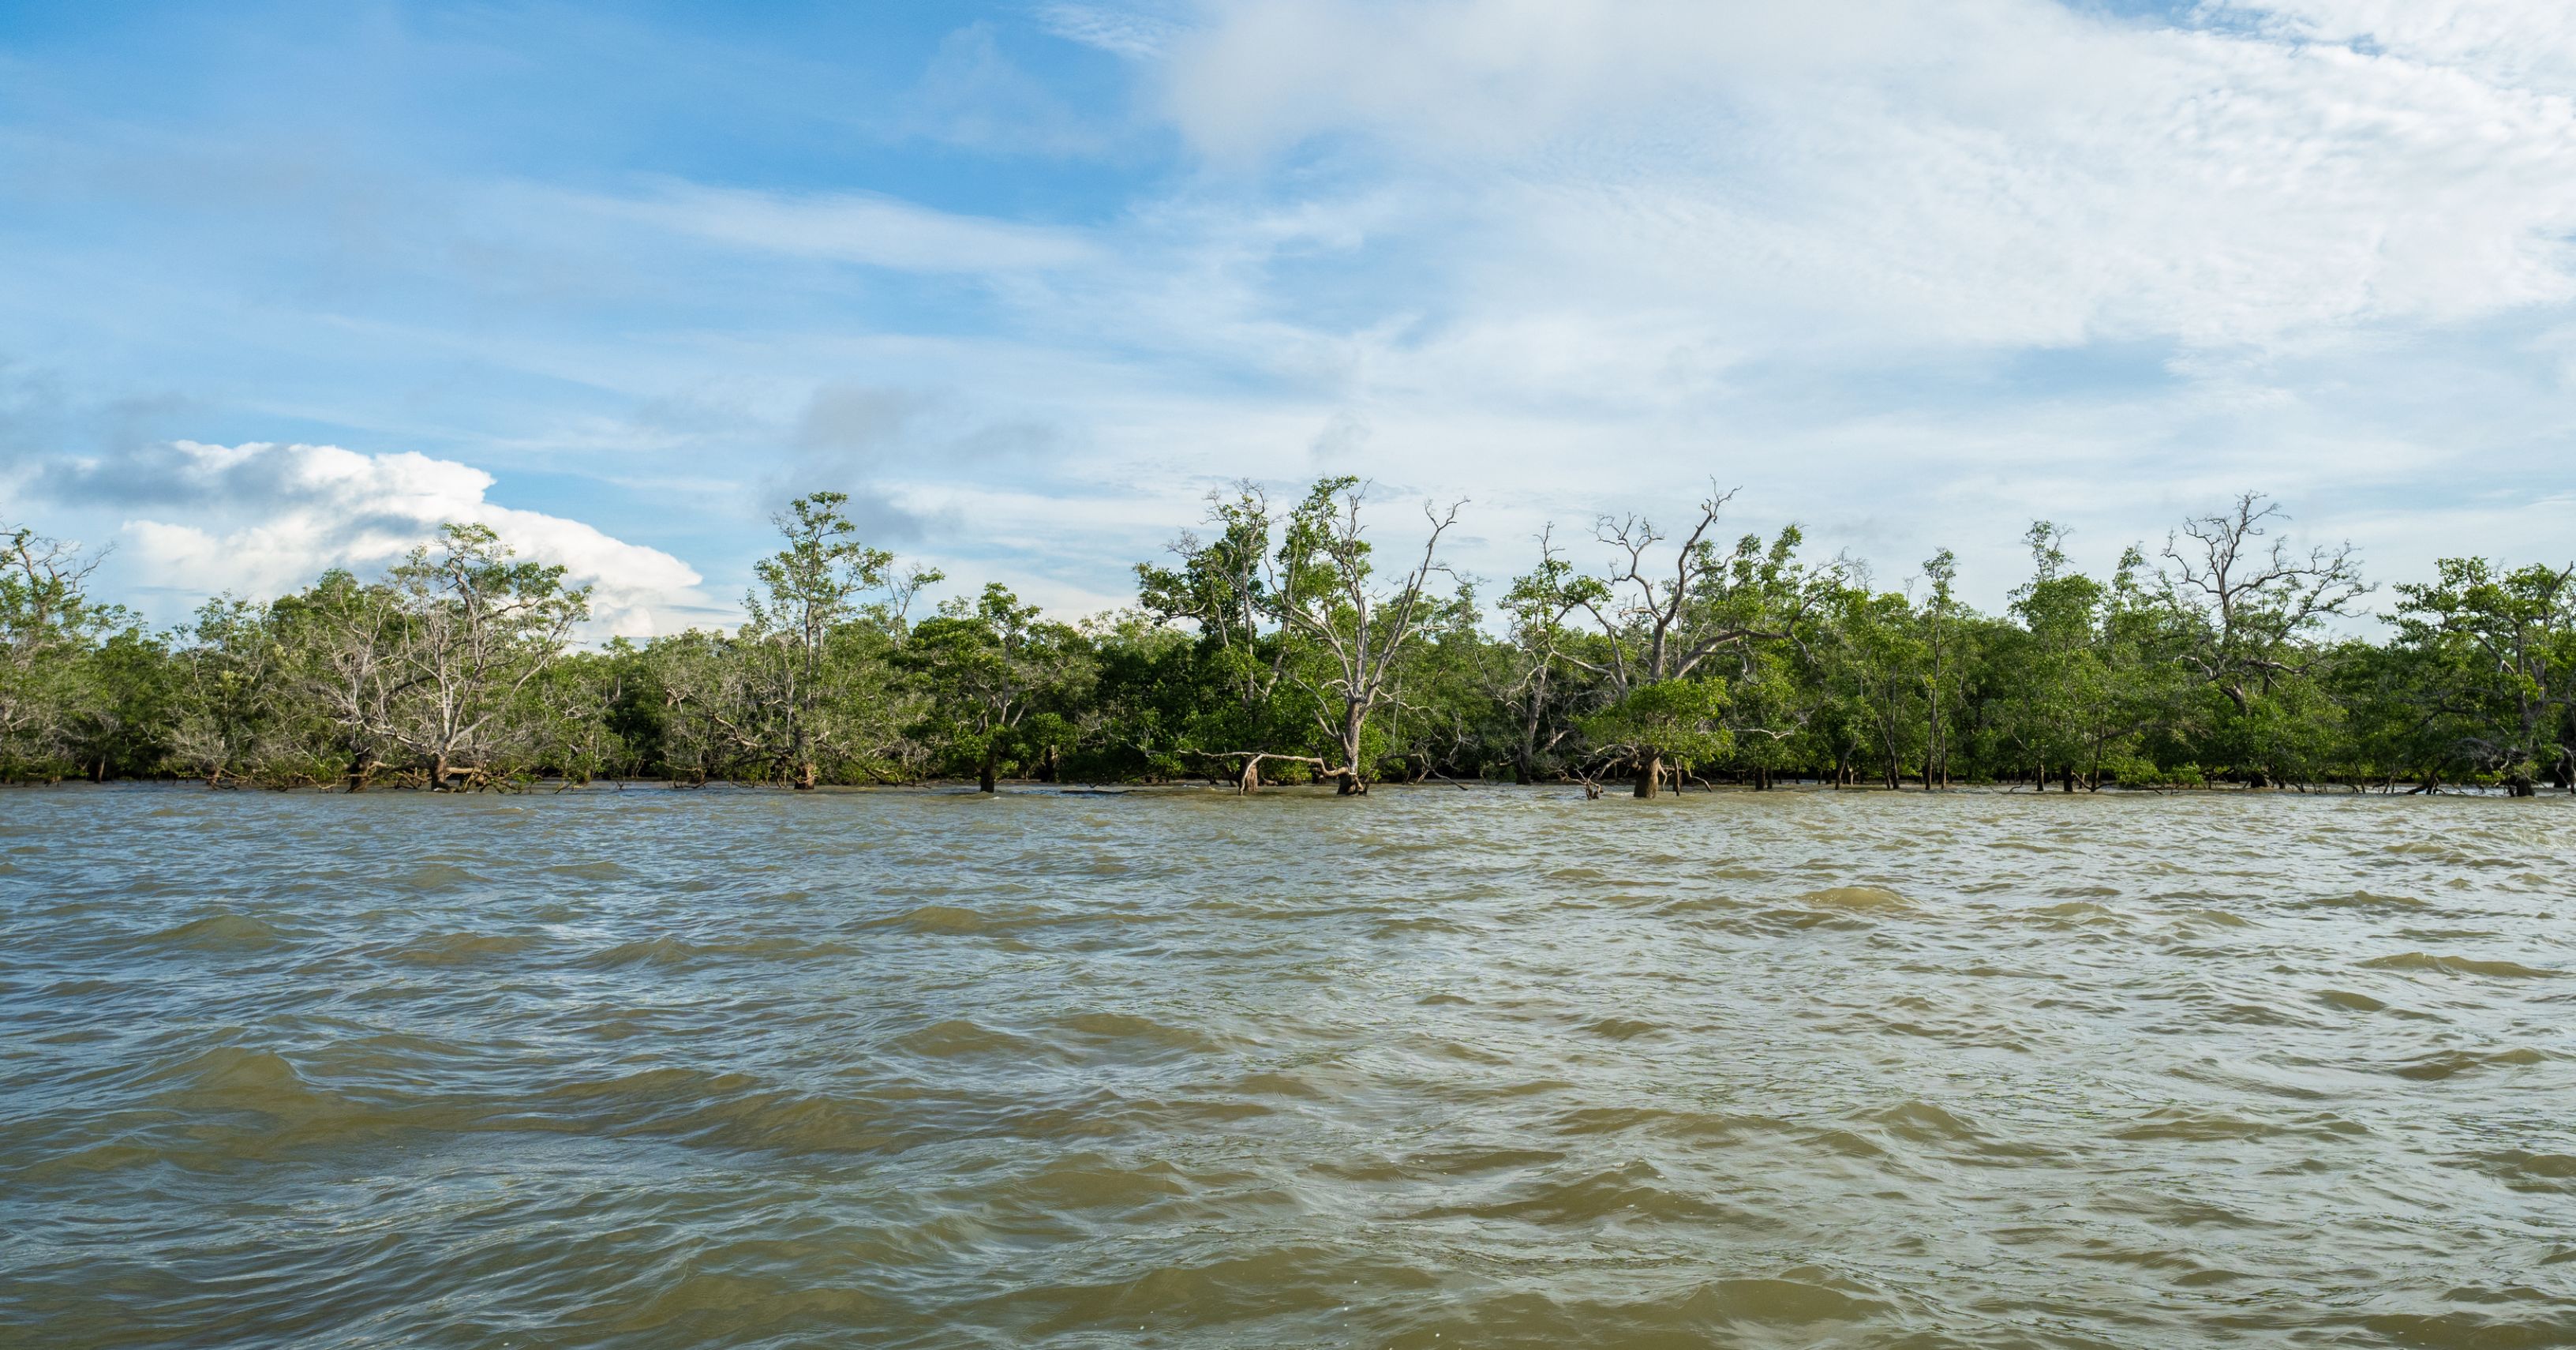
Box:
590;179;1099;272
1033;2;1183;58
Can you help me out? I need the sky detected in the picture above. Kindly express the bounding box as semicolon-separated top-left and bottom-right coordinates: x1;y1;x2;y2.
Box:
3;0;2574;636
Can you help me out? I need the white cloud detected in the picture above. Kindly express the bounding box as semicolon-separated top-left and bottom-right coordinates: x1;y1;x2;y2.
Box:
115;441;709;638
601;180;1099;272
14;1;2576;625
1035;3;1182;59
1160;0;2576;349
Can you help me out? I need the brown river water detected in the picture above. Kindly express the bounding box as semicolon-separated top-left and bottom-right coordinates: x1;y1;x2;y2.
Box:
3;785;2573;1348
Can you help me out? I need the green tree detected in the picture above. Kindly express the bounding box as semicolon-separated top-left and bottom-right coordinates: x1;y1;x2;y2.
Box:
1577;489;1829;795
2387;558;2575;795
906;583;1091;792
2154;493;2368;786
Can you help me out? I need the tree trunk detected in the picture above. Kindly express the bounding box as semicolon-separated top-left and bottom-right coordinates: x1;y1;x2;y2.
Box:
2060;766;2075;793
1634;754;1662;799
796;760;817;790
1239;759;1261;793
1514;755;1533;786
1035;746;1057;783
1338;702;1368;797
978;748;998;794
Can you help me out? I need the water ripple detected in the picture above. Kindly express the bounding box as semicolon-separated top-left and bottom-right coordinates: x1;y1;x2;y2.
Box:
2;784;2573;1347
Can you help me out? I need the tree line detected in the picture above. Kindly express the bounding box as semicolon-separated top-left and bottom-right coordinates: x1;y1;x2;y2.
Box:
4;480;2571;796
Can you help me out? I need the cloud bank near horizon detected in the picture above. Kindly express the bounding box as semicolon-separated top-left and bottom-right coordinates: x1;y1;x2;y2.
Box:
32;441;709;638
2;0;2573;629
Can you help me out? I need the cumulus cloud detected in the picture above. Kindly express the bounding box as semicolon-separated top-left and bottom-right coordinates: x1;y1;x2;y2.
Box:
64;441;709;638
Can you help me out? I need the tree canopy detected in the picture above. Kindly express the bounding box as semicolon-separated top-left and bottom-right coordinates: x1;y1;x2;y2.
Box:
5;484;2570;796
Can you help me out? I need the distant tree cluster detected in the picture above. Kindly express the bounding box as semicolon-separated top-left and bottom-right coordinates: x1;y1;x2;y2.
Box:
5;481;2572;796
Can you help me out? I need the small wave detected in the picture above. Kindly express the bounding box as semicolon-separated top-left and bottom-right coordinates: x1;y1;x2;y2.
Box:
2361;1310;2573;1348
2029;900;2120;926
1797;885;1910;910
998;1247;1347;1336
2474;1150;2576;1192
1056;1011;1222;1056
1676;1270;1889;1327
1402;1145;1567;1177
575;934;854;968
880;903;997;934
2112;1108;2280;1142
2305;890;2428;912
893;1018;1045;1059
542;860;632;882
603;1272;889;1338
145;912;289;951
1227;1071;1324;1099
2390;1048;2552;1082
389;861;485;893
1866;1100;1985;1142
2358;952;2558;979
527;1068;915;1153
582;937;697;968
1411;1161;1746;1228
1013;1154;1190;1210
141;1046;365;1138
384;932;540;966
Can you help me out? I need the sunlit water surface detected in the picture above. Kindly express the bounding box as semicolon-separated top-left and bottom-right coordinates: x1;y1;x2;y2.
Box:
4;785;2573;1348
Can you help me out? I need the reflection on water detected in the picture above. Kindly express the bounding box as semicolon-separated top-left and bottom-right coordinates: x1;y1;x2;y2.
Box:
3;786;2572;1348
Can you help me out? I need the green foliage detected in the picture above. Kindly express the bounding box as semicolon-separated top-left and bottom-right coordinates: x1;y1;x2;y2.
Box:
1581;677;1732;767
6;489;2574;796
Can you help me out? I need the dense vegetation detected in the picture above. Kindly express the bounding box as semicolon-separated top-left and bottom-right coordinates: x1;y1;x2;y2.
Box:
6;481;2572;796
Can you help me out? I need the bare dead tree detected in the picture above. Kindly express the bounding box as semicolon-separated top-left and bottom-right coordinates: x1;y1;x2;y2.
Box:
1571;486;1829;796
1271;478;1465;794
2156;493;2370;717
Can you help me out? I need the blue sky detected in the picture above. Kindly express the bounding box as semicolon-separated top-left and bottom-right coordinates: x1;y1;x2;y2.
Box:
5;0;2574;634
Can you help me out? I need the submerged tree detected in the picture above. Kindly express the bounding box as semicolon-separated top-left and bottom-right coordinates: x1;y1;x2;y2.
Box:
1489;531;1608;784
0;523;129;778
657;492;938;787
1268;478;1464;793
1574;488;1829;796
378;524;592;789
1917;549;1963;789
14;480;2576;797
907;583;1091;792
2154;493;2368;785
2387;558;2576;796
1144;478;1460;793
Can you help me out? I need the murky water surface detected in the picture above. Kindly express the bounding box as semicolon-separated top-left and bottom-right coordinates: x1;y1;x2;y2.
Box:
4;786;2574;1348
